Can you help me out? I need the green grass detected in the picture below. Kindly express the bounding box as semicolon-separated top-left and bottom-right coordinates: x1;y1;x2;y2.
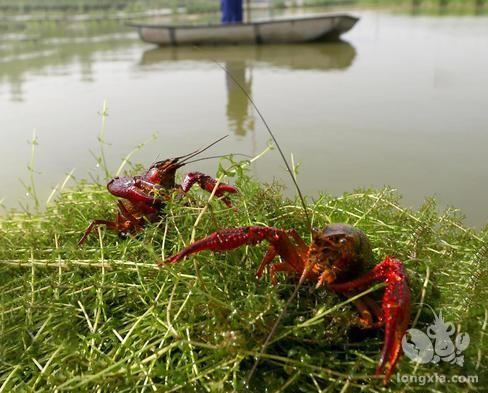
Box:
0;157;487;391
0;0;218;13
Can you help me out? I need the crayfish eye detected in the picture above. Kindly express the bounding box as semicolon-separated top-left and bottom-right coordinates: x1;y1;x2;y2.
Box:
338;238;347;246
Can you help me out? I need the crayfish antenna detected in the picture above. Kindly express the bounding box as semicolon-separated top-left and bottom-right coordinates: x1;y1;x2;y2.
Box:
182;153;252;165
200;50;313;386
177;135;229;164
208;58;311;232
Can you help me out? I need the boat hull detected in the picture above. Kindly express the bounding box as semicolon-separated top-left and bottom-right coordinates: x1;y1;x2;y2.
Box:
128;14;358;46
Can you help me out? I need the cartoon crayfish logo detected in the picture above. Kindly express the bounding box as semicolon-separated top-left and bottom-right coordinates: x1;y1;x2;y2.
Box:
401;305;470;366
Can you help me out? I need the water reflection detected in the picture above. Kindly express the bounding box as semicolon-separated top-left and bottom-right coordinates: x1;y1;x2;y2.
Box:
0;22;134;101
224;61;253;137
140;42;356;136
140;41;356;71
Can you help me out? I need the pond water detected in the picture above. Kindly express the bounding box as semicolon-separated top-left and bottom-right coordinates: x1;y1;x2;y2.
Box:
1;5;487;226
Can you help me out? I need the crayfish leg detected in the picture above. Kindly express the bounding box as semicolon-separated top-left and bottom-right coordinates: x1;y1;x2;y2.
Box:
255;246;299;284
348;296;374;328
78;220;117;246
78;202;144;246
269;262;297;285
343;294;385;329
255;245;278;280
363;296;384;327
287;229;308;258
117;201;145;231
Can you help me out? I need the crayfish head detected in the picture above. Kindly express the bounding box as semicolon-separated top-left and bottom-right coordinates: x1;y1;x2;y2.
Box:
310;224;373;286
144;158;184;187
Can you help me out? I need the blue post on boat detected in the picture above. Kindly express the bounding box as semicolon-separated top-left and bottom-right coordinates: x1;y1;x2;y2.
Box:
221;0;243;24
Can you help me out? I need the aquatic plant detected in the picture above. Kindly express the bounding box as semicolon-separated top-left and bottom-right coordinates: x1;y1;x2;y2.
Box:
0;155;486;391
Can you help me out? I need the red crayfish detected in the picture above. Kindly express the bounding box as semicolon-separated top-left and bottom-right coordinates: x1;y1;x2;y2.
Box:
78;136;238;245
162;223;411;383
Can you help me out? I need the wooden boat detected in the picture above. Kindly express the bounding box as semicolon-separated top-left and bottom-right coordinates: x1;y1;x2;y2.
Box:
127;14;359;46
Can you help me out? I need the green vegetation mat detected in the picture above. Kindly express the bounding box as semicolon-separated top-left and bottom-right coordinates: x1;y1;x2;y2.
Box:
0;161;486;391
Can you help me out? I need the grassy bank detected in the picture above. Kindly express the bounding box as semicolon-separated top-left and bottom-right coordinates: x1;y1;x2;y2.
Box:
0;0;219;14
1;0;485;15
0;158;486;391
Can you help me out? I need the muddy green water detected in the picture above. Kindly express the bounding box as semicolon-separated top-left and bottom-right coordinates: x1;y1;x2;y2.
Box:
1;5;487;226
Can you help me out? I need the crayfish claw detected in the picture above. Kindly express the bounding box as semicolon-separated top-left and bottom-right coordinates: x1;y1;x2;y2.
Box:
374;257;411;383
328;256;410;383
